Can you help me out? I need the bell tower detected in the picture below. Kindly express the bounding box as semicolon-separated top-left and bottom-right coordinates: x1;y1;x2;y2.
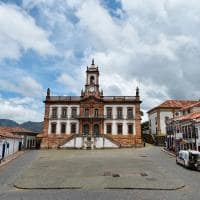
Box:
82;59;101;98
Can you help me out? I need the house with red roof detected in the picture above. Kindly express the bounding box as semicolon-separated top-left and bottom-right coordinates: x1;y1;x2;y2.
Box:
165;101;200;152
0;127;23;161
0;127;40;162
147;100;197;136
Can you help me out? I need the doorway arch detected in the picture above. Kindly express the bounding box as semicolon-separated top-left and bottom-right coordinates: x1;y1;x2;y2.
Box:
83;124;89;135
90;76;95;84
93;124;100;137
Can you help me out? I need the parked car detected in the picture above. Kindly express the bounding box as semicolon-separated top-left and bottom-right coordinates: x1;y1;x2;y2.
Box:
176;150;200;171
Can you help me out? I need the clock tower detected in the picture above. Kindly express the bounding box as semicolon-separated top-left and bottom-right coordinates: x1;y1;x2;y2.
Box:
82;59;102;98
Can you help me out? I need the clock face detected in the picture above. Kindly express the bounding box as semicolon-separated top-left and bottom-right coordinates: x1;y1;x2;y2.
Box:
89;86;95;92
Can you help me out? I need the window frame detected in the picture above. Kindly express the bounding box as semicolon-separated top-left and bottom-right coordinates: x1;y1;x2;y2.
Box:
60;123;66;134
71;107;77;118
106;123;112;134
127;107;134;119
52;107;58;119
51;122;57;134
94;109;99;117
127;123;133;134
106;107;112;119
117;123;123;135
71;123;77;134
117;107;123;119
84;108;89;117
61;107;68;119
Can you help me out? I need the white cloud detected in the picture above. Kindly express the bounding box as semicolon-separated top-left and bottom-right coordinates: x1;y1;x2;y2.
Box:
1;0;199;123
0;96;43;123
0;3;57;60
57;73;84;95
0;67;44;97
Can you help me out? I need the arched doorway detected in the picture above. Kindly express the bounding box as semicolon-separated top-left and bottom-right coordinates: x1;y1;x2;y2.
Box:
83;124;89;135
93;124;100;137
90;76;95;84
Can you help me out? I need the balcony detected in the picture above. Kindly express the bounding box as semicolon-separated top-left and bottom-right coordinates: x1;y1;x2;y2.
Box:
50;115;58;119
105;115;135;120
60;115;68;119
127;115;134;120
106;115;113;119
70;114;78;119
76;114;105;119
116;115;123;120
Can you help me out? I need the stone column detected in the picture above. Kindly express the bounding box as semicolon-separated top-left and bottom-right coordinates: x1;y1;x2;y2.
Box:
43;103;50;135
135;103;142;144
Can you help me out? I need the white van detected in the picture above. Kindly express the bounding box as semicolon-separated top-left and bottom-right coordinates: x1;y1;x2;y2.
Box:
176;150;200;171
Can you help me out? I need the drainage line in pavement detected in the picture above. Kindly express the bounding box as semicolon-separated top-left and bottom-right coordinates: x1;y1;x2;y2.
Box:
13;184;185;191
13;184;82;190
104;185;185;191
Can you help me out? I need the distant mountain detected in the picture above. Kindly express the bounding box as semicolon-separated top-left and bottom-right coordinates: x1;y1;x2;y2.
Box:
20;121;43;132
0;119;19;127
0;119;43;133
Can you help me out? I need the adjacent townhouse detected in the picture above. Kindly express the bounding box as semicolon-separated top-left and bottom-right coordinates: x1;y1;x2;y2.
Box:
147;100;198;145
166;101;200;152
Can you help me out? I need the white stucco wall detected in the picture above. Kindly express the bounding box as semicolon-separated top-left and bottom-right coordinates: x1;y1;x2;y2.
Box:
193;107;200;112
160;110;174;135
49;104;80;118
48;119;79;135
60;136;118;148
149;111;157;134
149;110;174;135
196;123;200;150
48;104;136;135
0;138;21;160
95;137;118;148
48;105;79;134
104;105;135;135
61;137;83;148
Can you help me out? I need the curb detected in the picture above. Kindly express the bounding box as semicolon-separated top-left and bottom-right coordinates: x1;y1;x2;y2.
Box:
13;184;185;191
161;148;176;157
105;184;185;191
13;184;81;190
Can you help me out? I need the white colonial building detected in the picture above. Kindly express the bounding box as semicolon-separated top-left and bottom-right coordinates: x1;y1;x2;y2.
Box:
39;60;142;149
148;100;198;136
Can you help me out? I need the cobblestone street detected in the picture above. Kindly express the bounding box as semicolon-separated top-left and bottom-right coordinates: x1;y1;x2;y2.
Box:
0;146;200;200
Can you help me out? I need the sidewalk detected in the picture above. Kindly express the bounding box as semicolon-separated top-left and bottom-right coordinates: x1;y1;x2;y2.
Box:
0;151;25;168
161;148;176;157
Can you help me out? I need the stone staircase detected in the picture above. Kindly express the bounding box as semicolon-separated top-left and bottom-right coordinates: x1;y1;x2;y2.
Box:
41;134;74;149
40;134;143;149
108;135;141;147
58;134;75;147
103;134;121;147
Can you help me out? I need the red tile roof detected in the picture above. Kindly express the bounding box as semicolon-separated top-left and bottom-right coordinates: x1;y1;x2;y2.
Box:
180;101;200;110
175;112;200;121
0;127;31;139
36;133;46;138
147;100;198;113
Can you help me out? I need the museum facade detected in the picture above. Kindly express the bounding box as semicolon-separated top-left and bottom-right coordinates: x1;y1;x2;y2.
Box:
40;60;142;149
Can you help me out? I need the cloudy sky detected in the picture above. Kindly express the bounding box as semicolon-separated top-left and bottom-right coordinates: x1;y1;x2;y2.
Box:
0;0;200;123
